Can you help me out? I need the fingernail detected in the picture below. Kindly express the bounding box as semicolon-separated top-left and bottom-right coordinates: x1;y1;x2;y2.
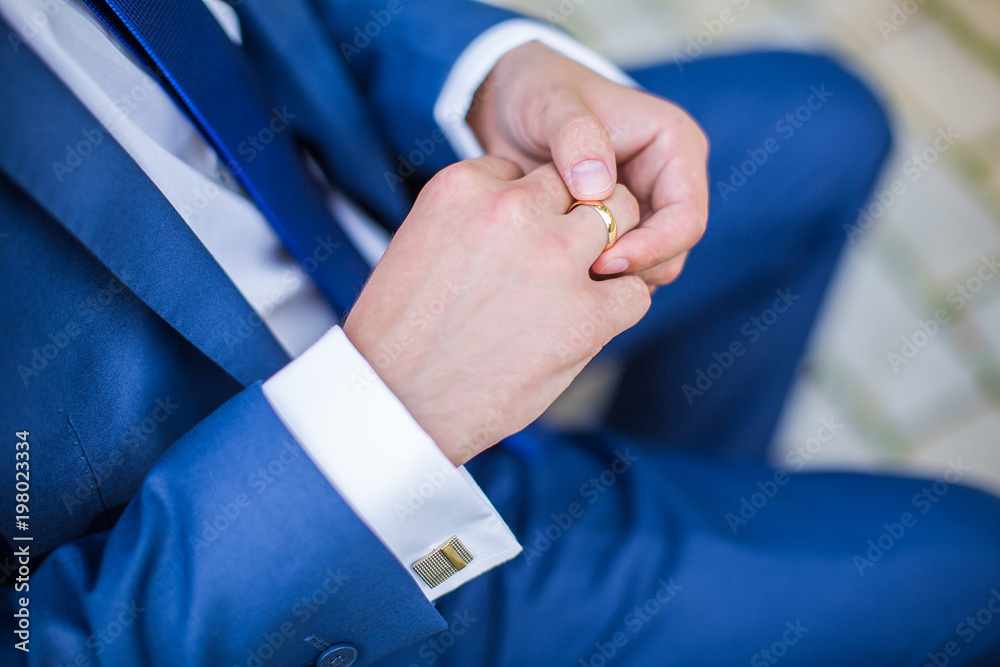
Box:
572;160;612;195
597;258;628;275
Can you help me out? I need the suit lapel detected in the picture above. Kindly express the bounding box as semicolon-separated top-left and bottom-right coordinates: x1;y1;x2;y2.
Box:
0;29;290;387
235;0;411;227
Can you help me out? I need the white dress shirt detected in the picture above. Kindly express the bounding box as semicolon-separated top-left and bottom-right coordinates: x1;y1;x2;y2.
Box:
0;0;631;600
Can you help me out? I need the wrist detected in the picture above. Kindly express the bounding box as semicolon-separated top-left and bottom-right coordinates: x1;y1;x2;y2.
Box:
342;317;461;464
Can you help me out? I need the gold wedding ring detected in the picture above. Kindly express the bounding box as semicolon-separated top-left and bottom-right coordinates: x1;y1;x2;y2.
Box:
569;200;617;251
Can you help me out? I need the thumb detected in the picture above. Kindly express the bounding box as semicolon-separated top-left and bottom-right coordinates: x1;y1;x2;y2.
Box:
545;91;617;201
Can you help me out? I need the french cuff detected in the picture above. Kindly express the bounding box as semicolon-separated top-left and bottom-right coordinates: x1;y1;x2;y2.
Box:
262;326;521;600
433;18;639;160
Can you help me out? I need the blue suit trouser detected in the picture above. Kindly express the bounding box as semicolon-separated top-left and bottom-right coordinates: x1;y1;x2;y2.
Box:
377;51;1000;666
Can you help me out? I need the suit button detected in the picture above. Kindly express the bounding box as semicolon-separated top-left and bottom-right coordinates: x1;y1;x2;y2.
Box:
316;644;358;667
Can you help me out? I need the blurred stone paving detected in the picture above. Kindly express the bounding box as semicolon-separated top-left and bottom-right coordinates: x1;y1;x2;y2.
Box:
490;0;1000;494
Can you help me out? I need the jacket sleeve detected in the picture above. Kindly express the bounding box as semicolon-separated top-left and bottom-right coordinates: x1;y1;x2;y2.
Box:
308;0;525;170
1;384;445;666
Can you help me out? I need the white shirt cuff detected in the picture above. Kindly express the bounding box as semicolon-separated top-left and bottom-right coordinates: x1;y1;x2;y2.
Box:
261;326;521;600
433;18;638;160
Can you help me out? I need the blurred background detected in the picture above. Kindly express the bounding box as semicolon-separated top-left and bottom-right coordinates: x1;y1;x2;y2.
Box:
489;0;1000;494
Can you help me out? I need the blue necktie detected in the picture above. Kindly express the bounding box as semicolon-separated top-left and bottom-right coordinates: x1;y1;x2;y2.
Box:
81;0;371;319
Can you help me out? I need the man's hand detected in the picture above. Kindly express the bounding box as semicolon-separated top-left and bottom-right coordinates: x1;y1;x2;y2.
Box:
344;158;649;465
467;41;709;289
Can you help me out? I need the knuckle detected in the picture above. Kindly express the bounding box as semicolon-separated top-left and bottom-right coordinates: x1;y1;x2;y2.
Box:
609;275;649;314
695;221;708;246
431;160;480;192
691;205;709;244
661;264;684;286
658;256;688;286
616;276;651;326
692;122;710;155
612;184;641;227
491;186;522;214
491;187;533;229
628;276;653;312
688;214;707;247
678;113;709;155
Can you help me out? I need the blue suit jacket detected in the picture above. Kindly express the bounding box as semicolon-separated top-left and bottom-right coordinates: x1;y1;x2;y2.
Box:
0;1;520;664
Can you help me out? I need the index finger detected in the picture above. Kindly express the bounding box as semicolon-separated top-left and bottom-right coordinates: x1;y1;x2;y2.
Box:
515;162;576;214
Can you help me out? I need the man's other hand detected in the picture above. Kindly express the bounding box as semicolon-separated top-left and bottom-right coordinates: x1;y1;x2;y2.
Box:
467;41;709;290
344;159;649;465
